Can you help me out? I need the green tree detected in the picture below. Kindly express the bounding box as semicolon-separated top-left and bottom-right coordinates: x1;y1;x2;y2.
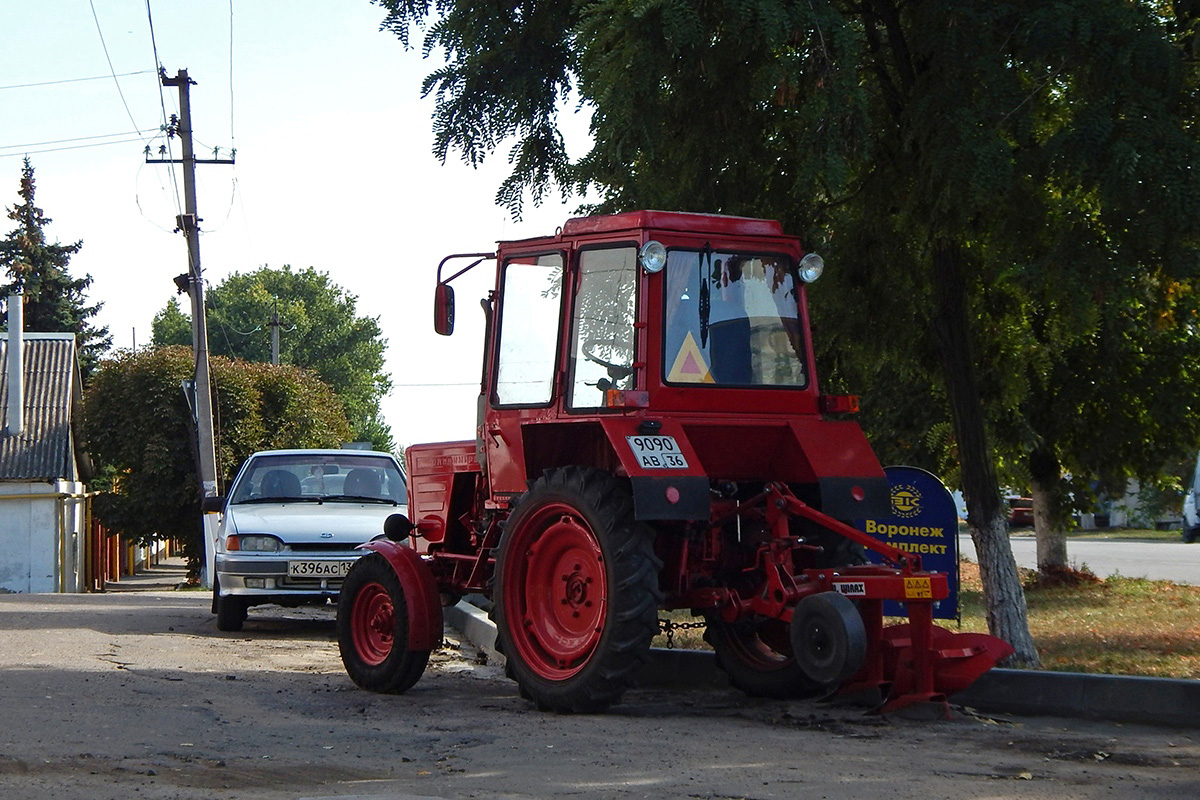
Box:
85;345;352;577
0;157;111;379
152;265;392;451
1020;278;1200;568
377;0;1200;665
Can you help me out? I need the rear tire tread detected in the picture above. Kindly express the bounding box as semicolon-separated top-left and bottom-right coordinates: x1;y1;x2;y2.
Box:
493;466;662;713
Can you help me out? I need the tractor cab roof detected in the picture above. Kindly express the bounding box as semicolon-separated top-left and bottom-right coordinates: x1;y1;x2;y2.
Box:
561;210;785;237
496;210;792;249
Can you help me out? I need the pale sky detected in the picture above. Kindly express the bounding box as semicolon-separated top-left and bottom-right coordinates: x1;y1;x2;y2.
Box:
1;1;592;452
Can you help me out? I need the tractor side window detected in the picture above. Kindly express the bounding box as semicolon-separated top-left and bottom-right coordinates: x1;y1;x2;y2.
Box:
569;246;638;409
495;253;564;406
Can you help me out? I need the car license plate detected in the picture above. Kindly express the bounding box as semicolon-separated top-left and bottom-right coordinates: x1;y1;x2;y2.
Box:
287;560;352;578
625;435;688;469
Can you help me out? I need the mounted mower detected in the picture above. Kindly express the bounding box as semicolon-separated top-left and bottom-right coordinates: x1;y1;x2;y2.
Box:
336;210;1012;713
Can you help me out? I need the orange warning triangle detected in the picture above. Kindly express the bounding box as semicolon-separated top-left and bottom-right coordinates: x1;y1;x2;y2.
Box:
668;332;715;383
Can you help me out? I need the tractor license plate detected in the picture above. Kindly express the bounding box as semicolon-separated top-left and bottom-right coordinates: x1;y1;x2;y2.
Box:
626;435;689;469
287;560;352;578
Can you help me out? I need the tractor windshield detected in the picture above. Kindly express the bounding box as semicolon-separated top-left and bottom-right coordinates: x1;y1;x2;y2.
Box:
663;249;807;388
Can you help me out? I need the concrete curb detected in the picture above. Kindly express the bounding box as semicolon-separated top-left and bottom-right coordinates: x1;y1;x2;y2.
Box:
445;601;1198;728
951;668;1200;728
446;598;501;663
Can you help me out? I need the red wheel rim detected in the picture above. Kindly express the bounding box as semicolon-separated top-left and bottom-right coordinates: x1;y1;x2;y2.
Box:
351;581;395;666
504;501;607;680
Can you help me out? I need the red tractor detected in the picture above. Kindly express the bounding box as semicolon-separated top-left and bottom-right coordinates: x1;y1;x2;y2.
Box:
336;210;1011;713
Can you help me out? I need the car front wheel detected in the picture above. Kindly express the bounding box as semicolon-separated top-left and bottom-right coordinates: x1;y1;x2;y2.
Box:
214;579;248;632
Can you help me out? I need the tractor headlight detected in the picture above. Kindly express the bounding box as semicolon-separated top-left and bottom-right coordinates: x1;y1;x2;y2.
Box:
639;240;667;273
799;253;824;283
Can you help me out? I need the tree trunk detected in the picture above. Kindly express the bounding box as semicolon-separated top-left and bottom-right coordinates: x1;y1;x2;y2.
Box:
1029;447;1068;572
931;242;1040;667
1031;484;1066;570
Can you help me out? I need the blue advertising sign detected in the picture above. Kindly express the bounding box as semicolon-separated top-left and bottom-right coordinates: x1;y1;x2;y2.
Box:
853;466;959;620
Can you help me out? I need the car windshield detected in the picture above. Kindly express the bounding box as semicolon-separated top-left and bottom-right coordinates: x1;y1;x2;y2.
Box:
663;248;808;388
230;453;407;505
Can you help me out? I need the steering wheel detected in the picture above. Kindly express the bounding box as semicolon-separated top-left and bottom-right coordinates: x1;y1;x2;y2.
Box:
581;338;633;385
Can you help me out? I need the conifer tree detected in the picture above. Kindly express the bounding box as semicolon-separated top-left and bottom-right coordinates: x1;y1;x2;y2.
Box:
0;157;111;379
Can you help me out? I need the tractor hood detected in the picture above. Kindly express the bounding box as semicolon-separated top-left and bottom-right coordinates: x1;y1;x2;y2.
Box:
599;415;890;522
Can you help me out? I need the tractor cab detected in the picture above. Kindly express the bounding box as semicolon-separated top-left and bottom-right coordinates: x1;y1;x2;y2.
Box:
435;210;889;522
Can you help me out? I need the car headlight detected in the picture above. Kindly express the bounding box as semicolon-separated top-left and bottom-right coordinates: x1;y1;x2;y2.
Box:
228;535;283;552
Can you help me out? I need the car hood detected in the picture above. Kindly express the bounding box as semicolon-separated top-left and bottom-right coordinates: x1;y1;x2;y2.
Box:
224;502;406;545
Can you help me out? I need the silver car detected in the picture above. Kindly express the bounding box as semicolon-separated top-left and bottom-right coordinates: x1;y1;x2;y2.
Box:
210;449;408;631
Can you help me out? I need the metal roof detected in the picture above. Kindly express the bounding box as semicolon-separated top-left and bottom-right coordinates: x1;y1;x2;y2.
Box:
0;333;87;482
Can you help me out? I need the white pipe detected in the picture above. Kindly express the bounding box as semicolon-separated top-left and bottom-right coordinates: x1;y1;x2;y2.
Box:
6;292;22;436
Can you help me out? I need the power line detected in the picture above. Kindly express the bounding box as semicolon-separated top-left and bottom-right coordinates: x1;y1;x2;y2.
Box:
395;382;481;388
146;0;182;217
89;0;147;143
0;136;149;159
0;70;154;91
0;129;158;151
228;0;236;146
133;161;178;233
204;0;241;238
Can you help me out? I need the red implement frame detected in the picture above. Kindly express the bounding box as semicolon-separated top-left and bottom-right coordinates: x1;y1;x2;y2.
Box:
710;483;1012;715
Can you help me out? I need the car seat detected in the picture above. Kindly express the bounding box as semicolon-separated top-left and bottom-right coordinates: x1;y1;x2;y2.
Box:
260;469;302;498
343;468;381;497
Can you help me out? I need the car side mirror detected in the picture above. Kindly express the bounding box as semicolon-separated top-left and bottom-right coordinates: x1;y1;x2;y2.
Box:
434;282;455;336
201;495;226;513
384;513;416;542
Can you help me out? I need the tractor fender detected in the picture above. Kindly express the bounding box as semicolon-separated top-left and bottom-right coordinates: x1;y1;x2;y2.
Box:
357;540;443;652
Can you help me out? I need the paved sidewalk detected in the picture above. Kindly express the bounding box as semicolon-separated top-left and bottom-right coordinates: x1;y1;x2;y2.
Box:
103;556;191;592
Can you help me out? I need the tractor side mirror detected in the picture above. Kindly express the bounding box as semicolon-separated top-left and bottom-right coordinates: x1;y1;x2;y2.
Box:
434;282;455;336
384;513;416;541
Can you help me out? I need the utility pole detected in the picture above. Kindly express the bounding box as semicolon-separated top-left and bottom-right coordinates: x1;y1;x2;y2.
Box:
269;299;280;365
148;68;234;586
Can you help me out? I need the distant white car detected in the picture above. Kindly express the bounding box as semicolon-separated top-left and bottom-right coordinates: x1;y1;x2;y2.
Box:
208;449;408;631
1184;451;1200;544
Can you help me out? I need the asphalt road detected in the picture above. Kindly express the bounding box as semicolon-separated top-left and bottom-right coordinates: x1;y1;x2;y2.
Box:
2;574;1197;800
958;533;1200;584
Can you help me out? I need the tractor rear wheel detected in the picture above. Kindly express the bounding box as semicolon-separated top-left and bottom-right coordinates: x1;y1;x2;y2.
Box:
337;553;430;694
493;467;662;713
703;613;825;698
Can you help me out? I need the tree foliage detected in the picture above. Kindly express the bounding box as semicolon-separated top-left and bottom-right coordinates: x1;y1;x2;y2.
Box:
152;265;392;451
0;157;111;379
85;346;351;573
377;0;1200;664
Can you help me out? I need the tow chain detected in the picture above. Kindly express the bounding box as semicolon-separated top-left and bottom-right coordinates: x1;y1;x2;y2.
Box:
657;617;707;649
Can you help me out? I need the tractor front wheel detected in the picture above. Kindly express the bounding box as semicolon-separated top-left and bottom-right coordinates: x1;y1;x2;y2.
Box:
337;553;430;694
493;467;661;713
704;613;825;699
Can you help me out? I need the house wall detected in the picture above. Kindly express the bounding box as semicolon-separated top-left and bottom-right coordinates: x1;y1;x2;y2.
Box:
0;481;88;593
